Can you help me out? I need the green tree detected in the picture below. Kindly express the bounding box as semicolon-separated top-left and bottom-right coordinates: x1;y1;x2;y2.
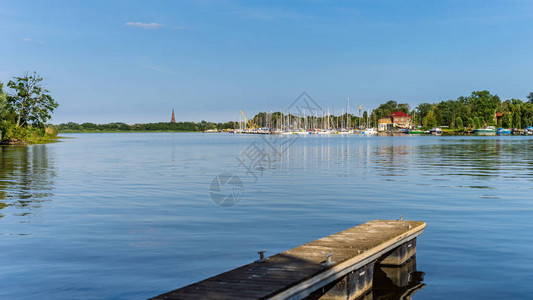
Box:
423;110;437;127
528;92;533;104
456;117;463;129
360;110;367;128
371;100;398;120
436;100;453;127
474;117;482;129
467;91;500;125
501;113;512;128
0;82;7;118
522;102;533;127
415;103;434;126
467;117;475;128
397;103;410;114
7;72;59;127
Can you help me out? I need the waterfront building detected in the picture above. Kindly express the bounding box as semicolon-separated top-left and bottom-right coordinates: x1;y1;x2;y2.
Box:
378;111;412;131
378;117;393;131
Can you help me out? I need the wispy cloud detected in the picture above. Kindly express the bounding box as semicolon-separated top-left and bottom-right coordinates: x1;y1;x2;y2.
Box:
125;22;163;29
22;38;45;44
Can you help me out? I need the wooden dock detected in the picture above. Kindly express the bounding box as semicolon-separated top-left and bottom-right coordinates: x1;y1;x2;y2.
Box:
151;220;426;300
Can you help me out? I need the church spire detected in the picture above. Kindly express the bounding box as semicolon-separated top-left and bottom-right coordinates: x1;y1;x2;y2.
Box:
171;109;176;123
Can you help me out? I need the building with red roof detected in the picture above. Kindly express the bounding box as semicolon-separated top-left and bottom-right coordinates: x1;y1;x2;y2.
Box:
378;111;412;131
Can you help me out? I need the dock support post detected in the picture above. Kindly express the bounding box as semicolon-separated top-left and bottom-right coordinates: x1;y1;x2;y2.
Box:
372;256;425;298
377;256;418;287
378;237;417;266
311;261;374;300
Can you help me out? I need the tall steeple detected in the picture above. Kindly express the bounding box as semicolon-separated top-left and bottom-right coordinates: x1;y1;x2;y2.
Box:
171;109;176;123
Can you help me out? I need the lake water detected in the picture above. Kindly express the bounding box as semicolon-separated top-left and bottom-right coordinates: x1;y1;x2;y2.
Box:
1;133;532;299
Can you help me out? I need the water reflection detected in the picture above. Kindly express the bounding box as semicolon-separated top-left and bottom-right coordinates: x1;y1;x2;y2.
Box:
244;136;533;185
0;145;55;220
415;139;533;179
372;258;425;300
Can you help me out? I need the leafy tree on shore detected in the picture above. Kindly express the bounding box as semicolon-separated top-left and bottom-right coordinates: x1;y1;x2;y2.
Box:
0;82;12;137
467;91;500;126
467;117;475;129
397;103;410;114
414;103;434;126
456;117;463;129
474;117;482;129
0;82;7;119
423;110;437;127
528;92;533;104
7;72;58;128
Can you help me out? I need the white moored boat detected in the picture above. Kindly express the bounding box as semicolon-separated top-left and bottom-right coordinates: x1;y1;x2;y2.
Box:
361;128;378;135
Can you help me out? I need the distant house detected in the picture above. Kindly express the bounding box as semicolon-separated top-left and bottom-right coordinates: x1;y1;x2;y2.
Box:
378;111;412;131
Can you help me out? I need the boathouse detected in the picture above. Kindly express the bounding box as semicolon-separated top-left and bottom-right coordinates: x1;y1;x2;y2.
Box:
378;111;412;131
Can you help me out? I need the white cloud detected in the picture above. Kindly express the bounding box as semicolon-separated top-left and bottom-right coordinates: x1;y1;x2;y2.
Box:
22;38;45;44
125;22;163;29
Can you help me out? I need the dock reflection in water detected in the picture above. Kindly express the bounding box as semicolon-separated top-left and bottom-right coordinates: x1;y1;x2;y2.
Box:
307;257;424;300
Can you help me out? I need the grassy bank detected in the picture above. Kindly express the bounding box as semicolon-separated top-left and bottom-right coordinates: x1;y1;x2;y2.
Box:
0;126;59;145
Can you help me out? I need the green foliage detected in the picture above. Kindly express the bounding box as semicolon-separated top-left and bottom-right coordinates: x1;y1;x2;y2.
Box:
474;117;482;129
423;110;437;127
370;100;410;122
57;121;239;133
414;103;435;126
502;113;512;128
528;92;533;104
397;103;410;114
467;117;475;128
401;90;533;130
456;117;463;129
468;91;500;125
7;72;59;128
1;125;57;143
1;73;59;144
0;82;7;118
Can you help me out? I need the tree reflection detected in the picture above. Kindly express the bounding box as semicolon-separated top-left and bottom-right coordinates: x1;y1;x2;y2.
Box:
0;145;55;219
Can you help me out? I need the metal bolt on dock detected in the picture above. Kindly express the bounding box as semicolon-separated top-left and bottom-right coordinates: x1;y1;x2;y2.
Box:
256;250;266;263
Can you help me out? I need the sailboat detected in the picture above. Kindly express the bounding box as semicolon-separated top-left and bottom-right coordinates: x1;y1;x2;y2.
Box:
362;109;377;135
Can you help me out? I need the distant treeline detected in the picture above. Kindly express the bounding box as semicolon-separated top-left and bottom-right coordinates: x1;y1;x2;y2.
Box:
57;121;238;132
58;90;533;133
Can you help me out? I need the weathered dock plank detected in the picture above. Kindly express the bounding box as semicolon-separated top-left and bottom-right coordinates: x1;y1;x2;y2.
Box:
151;220;426;300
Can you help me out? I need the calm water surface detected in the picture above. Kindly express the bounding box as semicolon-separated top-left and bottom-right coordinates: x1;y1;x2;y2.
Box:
1;133;532;299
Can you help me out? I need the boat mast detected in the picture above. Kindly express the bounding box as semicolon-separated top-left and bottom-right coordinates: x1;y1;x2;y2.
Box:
346;96;350;130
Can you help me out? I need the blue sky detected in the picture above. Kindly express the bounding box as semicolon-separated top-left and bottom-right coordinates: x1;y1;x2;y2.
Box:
1;0;532;124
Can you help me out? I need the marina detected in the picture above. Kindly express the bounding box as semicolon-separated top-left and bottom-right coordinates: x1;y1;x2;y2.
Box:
222;109;533;136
